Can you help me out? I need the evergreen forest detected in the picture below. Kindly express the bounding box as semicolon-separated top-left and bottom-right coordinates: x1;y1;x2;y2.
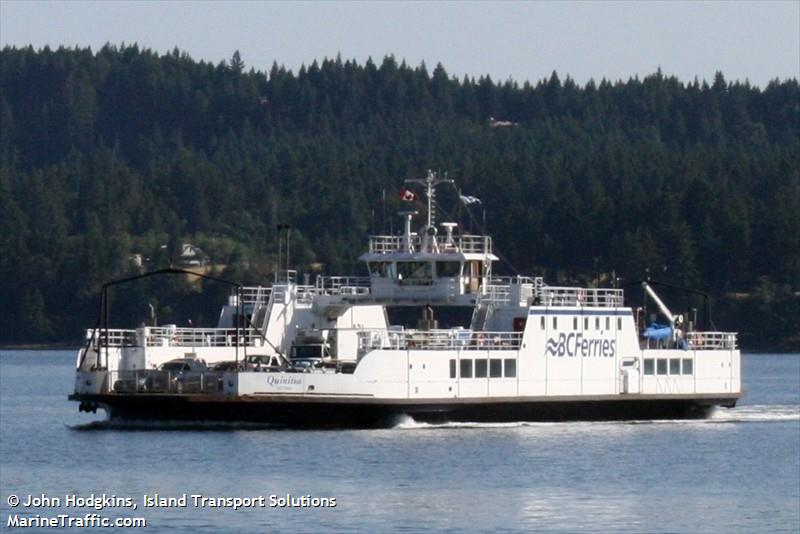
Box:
0;45;798;349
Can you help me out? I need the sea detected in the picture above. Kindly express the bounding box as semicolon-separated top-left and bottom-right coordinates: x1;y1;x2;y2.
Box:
0;351;798;533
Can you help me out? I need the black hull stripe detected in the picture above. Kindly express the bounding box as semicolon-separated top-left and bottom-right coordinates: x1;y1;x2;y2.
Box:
70;393;739;428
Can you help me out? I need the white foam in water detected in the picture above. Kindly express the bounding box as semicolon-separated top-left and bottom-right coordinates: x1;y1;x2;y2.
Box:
392;414;578;430
392;405;800;430
710;404;800;423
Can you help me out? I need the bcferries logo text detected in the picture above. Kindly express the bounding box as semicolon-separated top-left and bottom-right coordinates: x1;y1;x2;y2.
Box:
545;333;616;358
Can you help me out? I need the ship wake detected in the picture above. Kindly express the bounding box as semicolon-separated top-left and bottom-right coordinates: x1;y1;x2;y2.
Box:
392;404;800;429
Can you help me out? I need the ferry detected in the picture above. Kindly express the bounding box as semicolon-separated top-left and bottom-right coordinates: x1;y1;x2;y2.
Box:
70;171;742;427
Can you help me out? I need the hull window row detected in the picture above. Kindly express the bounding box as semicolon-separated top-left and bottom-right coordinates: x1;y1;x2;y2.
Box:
537;315;625;331
643;358;693;376
450;358;516;379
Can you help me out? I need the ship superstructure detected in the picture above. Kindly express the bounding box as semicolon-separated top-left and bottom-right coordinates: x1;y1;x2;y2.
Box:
70;172;741;426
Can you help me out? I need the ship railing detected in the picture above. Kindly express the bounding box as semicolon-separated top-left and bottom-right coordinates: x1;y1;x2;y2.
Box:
84;328;137;348
686;331;738;350
108;369;226;395
368;235;419;254
85;327;263;348
367;234;492;254
315;276;371;296
272;286;287;303
480;276;537;305
481;284;512;304
143;327;262;347
275;270;297;283
241;286;272;306
357;328;522;351
295;285;317;304
535;286;624;307
458;235;492;254
489;275;537;285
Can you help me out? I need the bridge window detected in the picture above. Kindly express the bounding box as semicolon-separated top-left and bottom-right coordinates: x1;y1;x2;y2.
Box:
460;359;473;378
682;359;693;375
644;359;655;375
367;261;391;278
490;359;502;377
656;359;667;375
475;359;488;378
669;359;681;375
504;359;516;378
449;359;456;379
396;261;432;285
436;261;461;277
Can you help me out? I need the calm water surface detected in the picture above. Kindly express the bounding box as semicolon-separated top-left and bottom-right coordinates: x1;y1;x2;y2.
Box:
1;351;798;532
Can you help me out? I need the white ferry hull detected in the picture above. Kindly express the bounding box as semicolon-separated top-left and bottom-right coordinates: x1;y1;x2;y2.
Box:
69;190;745;428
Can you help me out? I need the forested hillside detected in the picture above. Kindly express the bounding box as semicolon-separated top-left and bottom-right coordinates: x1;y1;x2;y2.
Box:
1;45;798;348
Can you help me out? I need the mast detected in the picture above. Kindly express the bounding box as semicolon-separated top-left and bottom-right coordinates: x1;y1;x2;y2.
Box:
405;170;454;228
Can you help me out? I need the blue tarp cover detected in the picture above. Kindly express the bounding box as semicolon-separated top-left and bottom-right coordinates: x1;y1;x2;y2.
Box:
643;323;672;341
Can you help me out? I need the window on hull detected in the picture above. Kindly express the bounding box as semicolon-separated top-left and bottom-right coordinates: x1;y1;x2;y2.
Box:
504;359;516;378
460;359;473;378
454;358;517;379
644;358;693;376
475;359;488;378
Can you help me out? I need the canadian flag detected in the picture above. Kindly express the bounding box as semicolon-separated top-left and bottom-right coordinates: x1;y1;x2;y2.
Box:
399;188;416;202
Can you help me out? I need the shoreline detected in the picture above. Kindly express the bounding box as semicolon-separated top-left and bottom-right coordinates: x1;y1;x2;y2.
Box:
0;343;80;351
